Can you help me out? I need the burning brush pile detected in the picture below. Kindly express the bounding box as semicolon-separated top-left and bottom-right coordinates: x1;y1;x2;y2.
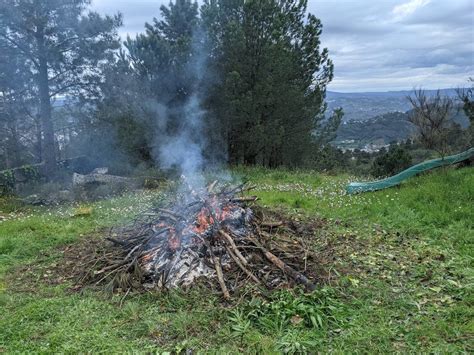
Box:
86;180;317;299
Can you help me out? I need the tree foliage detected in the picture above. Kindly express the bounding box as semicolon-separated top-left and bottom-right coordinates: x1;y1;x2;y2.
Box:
0;34;37;168
456;78;474;147
0;0;340;177
370;145;412;178
456;78;474;123
0;0;121;174
201;0;335;167
95;0;337;170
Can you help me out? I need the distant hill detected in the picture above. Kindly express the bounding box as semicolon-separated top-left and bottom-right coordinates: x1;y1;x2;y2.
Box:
335;112;414;149
333;107;469;151
327;89;458;122
326;88;468;150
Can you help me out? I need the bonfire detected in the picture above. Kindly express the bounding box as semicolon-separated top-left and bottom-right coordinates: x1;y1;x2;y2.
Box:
88;178;316;299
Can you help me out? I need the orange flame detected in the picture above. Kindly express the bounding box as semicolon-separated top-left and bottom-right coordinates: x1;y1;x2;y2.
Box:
193;207;216;234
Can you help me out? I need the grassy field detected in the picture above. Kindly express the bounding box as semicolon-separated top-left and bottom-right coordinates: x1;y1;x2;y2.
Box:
0;166;473;353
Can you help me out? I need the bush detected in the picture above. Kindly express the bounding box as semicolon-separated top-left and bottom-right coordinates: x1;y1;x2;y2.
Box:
370;146;412;178
0;165;41;196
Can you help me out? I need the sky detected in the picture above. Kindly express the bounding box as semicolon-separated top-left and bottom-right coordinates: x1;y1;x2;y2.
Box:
91;0;474;93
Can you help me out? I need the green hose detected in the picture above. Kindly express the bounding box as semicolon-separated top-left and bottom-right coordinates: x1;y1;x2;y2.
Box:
347;147;474;194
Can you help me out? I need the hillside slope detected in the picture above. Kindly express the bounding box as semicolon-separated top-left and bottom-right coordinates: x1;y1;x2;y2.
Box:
334;108;469;149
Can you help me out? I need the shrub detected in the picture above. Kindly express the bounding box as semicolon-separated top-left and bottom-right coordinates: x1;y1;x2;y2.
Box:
371;146;412;178
0;165;41;195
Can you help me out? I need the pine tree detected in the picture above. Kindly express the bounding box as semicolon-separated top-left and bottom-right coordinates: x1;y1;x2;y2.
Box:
0;0;121;175
202;0;334;167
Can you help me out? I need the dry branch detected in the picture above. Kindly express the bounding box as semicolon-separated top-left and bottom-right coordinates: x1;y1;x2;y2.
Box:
210;246;230;300
225;245;262;284
83;181;317;298
231;196;258;202
207;180;218;193
219;230;248;266
247;235;316;291
261;221;284;228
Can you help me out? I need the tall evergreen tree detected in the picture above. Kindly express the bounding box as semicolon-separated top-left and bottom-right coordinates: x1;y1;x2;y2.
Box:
97;0;200;164
0;36;34;168
0;0;121;175
124;0;199;107
202;0;334;167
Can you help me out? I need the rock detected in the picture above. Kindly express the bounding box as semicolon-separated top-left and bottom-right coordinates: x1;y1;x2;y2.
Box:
91;167;108;175
57;190;73;202
72;172;134;187
22;194;44;205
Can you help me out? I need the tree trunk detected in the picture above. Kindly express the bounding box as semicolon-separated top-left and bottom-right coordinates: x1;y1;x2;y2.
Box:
35;116;43;163
6;115;21;168
35;30;56;177
1;95;21;168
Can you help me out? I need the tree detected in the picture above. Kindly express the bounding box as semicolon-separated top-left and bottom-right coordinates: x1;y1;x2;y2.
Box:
97;0;335;170
456;78;474;123
0;0;121;175
201;0;334;167
456;78;474;147
407;89;455;158
94;0;200;162
314;107;344;146
0;38;24;168
370;144;412;178
124;0;199;108
91;52;156;167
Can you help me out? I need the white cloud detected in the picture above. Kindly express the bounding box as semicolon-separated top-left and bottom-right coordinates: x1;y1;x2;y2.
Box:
392;0;431;19
91;0;474;92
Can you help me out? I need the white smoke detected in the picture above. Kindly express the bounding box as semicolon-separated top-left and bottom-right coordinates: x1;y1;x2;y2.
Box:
150;29;233;191
156;94;206;188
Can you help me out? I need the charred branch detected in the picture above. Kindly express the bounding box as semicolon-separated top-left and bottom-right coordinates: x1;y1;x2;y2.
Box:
84;182;317;299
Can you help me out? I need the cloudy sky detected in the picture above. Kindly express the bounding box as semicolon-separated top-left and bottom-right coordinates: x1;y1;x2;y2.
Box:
91;0;474;92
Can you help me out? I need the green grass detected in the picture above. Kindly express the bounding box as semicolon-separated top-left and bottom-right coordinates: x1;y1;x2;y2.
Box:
236;165;473;251
0;166;473;352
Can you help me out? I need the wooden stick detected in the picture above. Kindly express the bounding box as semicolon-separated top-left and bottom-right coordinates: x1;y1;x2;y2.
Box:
158;215;178;223
224;245;261;284
124;244;141;261
231;196;258;203
209;245;230;299
157;208;184;220
261;221;284;228
207;180;218;193
106;237;127;246
142;212;159;216
219;230;248;266
213;255;230;300
247;235;316;291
